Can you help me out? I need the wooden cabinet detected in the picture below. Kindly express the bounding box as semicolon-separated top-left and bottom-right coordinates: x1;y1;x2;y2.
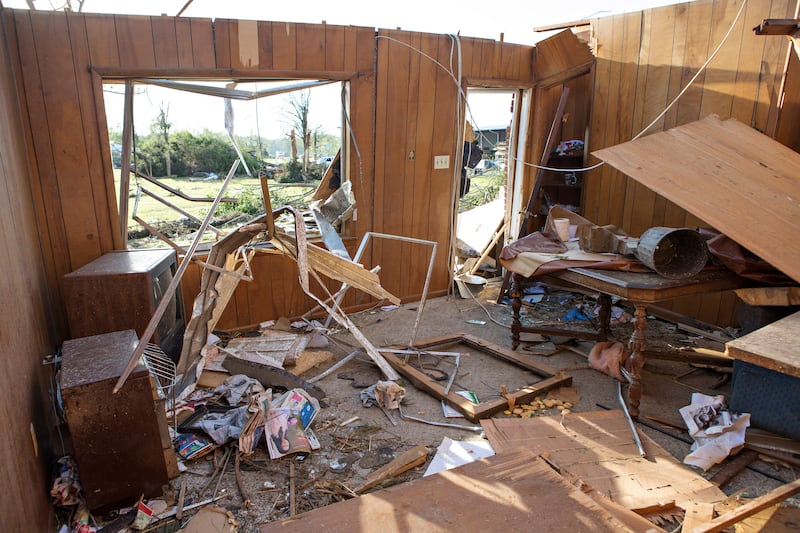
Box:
63;249;185;361
60;330;178;512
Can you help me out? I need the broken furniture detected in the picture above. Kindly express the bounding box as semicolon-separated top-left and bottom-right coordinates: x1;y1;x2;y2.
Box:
509;267;747;417
727;310;800;440
381;333;571;422
60;330;178;512
63;249;186;362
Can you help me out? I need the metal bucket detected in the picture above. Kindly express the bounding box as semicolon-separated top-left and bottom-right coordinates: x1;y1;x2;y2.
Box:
634;227;708;279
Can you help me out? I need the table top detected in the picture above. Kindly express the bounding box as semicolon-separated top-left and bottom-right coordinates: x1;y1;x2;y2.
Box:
726;310;800;378
540;267;747;303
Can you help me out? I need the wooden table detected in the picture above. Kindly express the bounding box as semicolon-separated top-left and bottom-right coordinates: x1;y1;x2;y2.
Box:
510;267;747;417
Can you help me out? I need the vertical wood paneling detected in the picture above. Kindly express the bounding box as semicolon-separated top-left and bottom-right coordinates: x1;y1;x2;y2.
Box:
324;23;345;72
587;0;799;325
151;16;180;68
67;14;120;252
584;15;613;223
190;18;215;68
84;13;119;66
296;23;325;71
257;21;274;70
408;32;439;300
428;35;460;291
400;32;422;296
114;15;156;68
174;18;194;68
11;10;69;318
776;50;800;152
0;8;60;528
213;18;232;69
31;11;103;269
272;21;297;70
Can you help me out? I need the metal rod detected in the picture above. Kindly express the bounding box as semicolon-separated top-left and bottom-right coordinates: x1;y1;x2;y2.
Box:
617;381;646;457
398;406;482;432
114;160;240;393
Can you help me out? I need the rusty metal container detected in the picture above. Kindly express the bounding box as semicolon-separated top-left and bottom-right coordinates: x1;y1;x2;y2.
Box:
60;330;177;512
634;227;709;279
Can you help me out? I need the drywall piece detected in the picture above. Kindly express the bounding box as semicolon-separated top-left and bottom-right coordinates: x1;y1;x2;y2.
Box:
481;410;726;513
593;115;800;284
261;449;661;532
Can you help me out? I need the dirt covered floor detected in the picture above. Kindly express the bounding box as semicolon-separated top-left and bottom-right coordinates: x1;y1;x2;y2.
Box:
98;279;800;532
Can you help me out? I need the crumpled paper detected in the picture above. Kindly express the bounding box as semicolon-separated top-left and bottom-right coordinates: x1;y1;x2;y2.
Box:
679;392;750;471
214;374;265;405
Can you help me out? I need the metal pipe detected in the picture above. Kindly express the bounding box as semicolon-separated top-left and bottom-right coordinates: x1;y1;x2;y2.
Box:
617;381;646;457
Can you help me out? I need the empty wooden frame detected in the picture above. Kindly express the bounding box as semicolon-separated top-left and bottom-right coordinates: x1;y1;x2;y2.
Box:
381;333;572;422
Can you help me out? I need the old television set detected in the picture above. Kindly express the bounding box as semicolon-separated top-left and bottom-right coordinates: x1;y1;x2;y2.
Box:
63;249;185;361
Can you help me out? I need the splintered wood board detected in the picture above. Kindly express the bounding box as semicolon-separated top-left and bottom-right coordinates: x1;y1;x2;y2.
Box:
726;310;800;378
481;410;726;512
261;449;654;532
593;115;800;284
383;333;571;422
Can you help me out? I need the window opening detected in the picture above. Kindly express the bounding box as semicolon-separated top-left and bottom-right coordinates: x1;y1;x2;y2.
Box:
104;79;348;250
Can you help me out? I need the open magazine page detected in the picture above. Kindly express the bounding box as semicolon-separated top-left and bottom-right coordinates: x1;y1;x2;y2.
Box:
265;407;311;459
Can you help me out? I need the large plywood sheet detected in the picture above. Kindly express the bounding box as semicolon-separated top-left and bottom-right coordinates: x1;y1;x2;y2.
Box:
482;410;726;512
593;115;800;283
261;449;657;532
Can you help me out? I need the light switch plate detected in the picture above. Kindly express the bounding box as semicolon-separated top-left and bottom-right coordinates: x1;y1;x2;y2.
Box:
434;155;450;169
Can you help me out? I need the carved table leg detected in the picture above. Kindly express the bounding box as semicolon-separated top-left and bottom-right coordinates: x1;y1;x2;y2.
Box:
626;303;649;418
510;273;523;350
597;293;612;341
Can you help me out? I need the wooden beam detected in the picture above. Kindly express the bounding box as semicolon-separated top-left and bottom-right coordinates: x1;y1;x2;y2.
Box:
753;18;800;35
689;477;800;533
354;445;429;493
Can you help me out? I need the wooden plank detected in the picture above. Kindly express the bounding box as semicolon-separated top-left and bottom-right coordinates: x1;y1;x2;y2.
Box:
295;23;325;71
730;0;769;125
190;18;215;69
757;0;794;132
262;450;650;532
482;410;727;512
726;310;800;378
708;449;759;488
324;23;345;72
272;21;297;70
584;14;614;223
735;286;800;306
257;21;274;70
83;13;120;66
698;0;746;120
66;14;120;252
174;18;194;68
231;19;259;69
354;444;429;493
594;115;800;284
675;0;713;130
214;18;232;69
114;14;156;68
150;16;179;68
31;10;103;269
689;477;800;533
408;32;437;301
775;48;800;152
533;29;594;82
400;32;422;299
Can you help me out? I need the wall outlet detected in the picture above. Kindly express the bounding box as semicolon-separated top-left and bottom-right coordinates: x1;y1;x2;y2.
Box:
433;155;450;169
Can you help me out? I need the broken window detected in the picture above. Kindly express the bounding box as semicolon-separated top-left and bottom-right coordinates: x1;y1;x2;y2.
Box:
103;78;350;250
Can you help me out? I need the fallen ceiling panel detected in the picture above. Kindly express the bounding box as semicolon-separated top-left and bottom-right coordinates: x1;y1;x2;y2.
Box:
593;115;800;283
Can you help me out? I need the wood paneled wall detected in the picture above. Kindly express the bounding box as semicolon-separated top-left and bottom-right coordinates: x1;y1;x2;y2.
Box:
584;0;800;325
2;9;535;333
0;7;58;529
